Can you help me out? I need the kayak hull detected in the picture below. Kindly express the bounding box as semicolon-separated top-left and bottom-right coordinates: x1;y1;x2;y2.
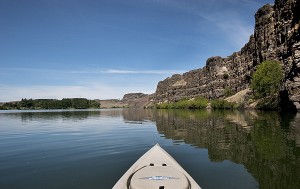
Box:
113;144;201;189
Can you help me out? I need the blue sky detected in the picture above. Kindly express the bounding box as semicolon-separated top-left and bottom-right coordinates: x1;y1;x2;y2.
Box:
0;0;273;101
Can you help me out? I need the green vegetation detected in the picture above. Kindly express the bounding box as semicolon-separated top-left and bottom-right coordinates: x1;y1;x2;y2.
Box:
210;99;241;109
156;97;242;110
255;97;283;110
250;60;284;110
0;98;100;110
251;60;284;98
156;97;208;109
224;86;233;97
251;112;286;160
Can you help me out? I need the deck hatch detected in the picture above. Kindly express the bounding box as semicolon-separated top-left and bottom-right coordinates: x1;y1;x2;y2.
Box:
129;166;189;189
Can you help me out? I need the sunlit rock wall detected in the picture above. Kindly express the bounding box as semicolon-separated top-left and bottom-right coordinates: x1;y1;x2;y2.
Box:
155;0;300;110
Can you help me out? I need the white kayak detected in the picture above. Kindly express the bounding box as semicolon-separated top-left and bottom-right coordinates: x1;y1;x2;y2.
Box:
113;144;201;189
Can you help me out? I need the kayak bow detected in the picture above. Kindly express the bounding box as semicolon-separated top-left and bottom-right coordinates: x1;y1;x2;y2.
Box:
113;144;201;189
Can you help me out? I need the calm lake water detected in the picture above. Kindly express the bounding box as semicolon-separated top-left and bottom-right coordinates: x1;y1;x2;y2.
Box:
0;109;299;189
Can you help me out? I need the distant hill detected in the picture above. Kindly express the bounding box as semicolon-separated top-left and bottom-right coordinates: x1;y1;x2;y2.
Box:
99;93;155;109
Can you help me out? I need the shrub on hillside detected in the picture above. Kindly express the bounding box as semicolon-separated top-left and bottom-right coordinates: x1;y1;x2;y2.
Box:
156;97;208;109
211;99;238;109
251;60;284;98
250;60;284;110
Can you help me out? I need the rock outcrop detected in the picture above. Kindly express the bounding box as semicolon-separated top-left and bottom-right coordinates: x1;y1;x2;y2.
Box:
98;99;128;109
99;93;154;108
155;0;300;111
122;93;154;108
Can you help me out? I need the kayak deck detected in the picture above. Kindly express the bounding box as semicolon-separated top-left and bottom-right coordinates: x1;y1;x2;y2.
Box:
113;144;201;189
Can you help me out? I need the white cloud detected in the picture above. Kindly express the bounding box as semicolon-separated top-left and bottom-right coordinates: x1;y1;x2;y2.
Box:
1;67;186;75
66;69;186;75
0;83;156;102
0;67;175;102
102;69;186;74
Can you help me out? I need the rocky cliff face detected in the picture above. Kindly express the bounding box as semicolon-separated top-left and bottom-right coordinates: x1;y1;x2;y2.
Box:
122;93;154;108
155;0;300;111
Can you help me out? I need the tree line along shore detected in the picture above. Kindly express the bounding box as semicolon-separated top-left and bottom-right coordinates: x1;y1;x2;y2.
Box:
0;98;101;110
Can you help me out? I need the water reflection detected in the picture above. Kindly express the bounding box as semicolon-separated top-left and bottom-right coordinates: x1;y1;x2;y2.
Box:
0;109;113;122
122;108;155;122
120;108;300;188
1;109;299;188
154;110;300;189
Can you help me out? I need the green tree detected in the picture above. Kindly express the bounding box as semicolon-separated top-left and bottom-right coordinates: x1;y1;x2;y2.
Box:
71;98;89;109
61;98;72;109
251;60;284;98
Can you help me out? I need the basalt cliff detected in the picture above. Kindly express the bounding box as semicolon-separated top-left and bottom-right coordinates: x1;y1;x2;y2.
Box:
154;0;300;111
